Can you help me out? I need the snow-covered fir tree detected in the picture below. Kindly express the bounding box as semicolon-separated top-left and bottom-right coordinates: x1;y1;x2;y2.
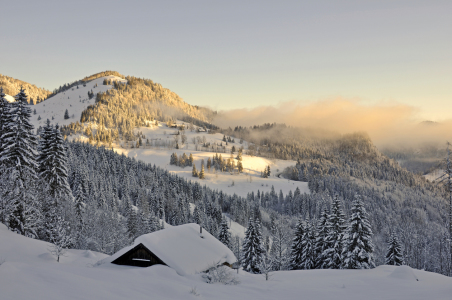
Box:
38;121;73;240
218;217;231;248
0;87;11;224
300;219;316;269
0;87;9;153
0;87;40;237
342;195;375;269
289;218;306;270
198;162;205;179
315;208;330;269
242;217;265;273
385;232;404;266
323;195;347;269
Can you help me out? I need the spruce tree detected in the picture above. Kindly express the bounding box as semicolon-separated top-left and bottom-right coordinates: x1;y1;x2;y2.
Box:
39;123;72;206
315;208;330;268
342;195;375;269
218;217;231;248
0;87;8;153
199;162;205;179
300;220;316;269
242;217;265;273
0;87;10;223
385;232;404;266
64;109;70;119
192;164;198;177
289;218;306;270
323;195;347;269
0;87;40;237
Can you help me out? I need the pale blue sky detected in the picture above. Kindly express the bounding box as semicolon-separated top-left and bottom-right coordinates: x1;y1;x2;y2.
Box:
1;0;451;120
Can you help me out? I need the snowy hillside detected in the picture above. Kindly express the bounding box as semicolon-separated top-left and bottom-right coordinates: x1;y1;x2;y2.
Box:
28;75;126;128
0;222;451;300
424;168;444;182
66;118;309;197
111;122;310;197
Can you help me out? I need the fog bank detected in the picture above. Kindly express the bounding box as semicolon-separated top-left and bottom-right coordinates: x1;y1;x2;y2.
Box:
213;98;452;148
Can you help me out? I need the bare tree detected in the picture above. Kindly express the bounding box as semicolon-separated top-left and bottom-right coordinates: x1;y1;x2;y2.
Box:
258;251;274;281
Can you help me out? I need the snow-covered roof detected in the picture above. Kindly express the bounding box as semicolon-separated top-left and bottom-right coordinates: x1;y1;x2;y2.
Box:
108;223;237;276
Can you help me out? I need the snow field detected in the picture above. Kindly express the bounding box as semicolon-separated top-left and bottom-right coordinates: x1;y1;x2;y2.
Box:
111;122;309;198
1;223;451;300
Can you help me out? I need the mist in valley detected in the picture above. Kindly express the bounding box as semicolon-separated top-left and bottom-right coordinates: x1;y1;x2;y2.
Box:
214;98;452;174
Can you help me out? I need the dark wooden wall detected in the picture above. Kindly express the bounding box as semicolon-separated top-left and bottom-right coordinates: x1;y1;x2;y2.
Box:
112;244;167;268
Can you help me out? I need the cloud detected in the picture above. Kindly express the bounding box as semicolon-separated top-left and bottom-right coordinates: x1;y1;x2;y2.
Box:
213;98;452;148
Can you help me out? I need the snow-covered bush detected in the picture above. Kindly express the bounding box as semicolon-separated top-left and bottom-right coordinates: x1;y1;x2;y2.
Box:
202;264;240;285
189;286;200;296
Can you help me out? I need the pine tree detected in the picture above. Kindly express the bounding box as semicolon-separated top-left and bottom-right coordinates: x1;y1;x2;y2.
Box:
236;148;242;161
74;182;85;230
218;217;231;248
323;195;347;269
64;109;70;119
315;208;330;268
192;164;198;177
199;162;205;179
342;195;375;269
242;217;265;273
0;87;40;237
289;218;306;270
0;87;8;153
39;123;72;205
0;87;11;224
300;220;316;269
385;232;404;266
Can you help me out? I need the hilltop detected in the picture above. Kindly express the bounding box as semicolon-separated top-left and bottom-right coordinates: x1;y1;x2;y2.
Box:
0;73;51;103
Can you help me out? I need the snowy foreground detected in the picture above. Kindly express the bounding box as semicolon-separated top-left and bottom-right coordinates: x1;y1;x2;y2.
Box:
1;224;451;300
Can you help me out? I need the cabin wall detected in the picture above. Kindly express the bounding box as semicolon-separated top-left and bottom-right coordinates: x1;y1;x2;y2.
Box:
112;244;166;268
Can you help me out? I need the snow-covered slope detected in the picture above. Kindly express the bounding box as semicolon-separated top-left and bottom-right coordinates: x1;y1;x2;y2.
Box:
0;223;108;266
424;168;444;182
1;223;451;300
29;75;126;128
106;122;310;198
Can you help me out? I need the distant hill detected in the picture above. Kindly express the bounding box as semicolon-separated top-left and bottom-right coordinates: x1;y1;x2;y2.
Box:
420;120;440;126
0;73;51;104
10;70;217;144
60;71;217;141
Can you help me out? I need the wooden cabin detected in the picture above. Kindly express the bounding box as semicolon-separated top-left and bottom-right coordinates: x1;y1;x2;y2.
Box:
108;223;237;276
111;243;166;268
